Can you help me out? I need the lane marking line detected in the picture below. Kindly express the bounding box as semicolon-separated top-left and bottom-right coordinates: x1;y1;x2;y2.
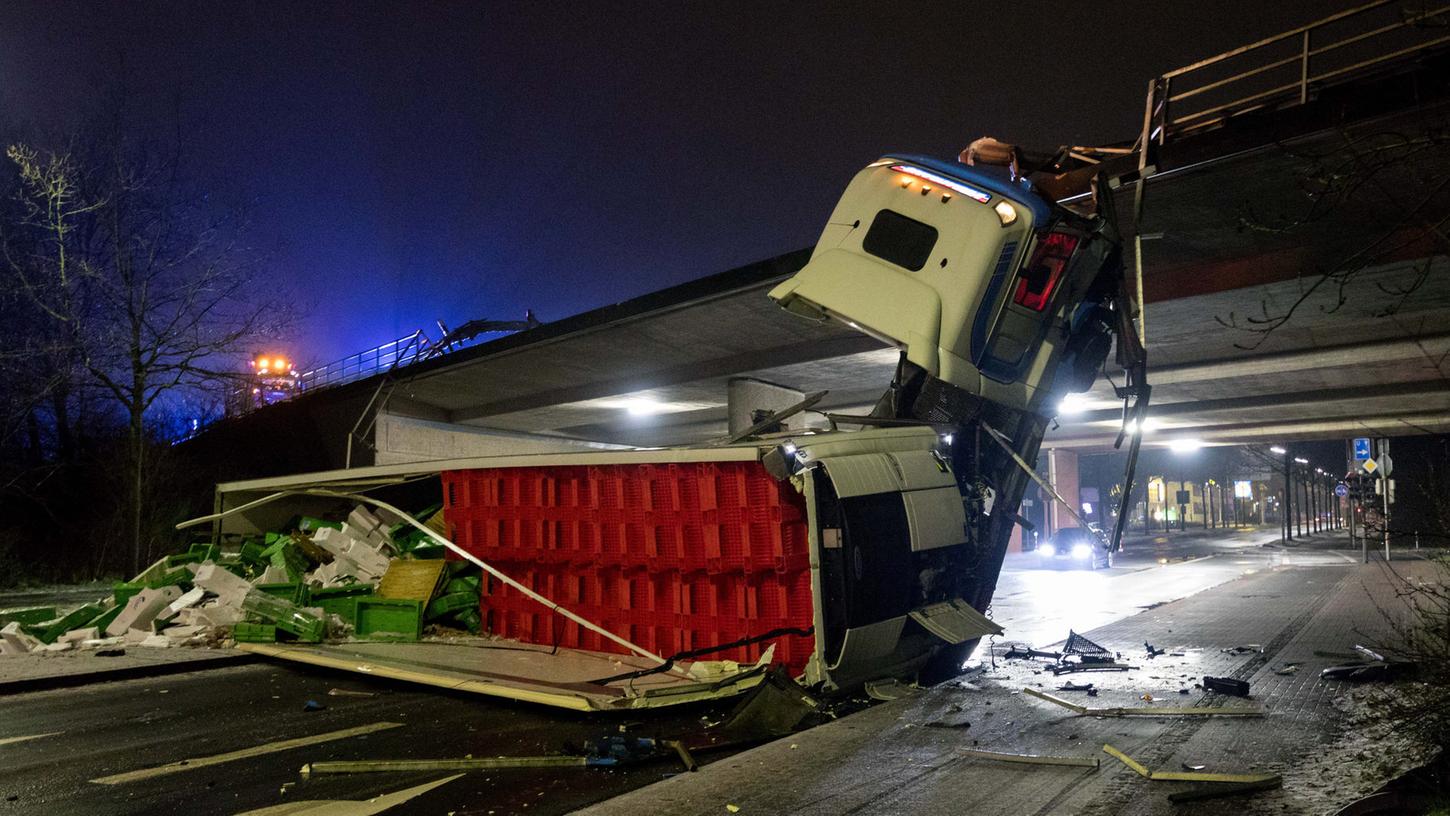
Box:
0;731;63;747
90;721;403;785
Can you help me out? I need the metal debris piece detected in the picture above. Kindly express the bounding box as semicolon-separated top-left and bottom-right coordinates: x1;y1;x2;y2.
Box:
1064;631;1111;657
1353;644;1386;662
1050;660;1132;675
961;748;1100;768
1183;763;1207;771
1220;644;1263;655
1023;687;1263;718
1004;644;1063;661
1103;744;1280;785
663;740;697;772
1203;676;1250;697
1321;661;1415;682
1273;663;1301;676
1144;642;1164;658
326;688;377;698
1058;682;1095;692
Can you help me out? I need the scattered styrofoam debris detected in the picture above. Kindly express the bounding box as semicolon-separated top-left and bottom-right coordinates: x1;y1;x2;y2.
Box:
106;586;184;637
3;502;474;659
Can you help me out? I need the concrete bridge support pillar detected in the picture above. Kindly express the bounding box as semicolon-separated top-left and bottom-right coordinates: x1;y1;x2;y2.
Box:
1047;448;1081;536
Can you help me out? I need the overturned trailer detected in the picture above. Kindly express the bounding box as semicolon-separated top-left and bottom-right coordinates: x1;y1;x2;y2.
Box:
204;147;1143;710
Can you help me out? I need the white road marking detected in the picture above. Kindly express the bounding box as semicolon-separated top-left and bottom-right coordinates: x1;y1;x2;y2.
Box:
90;721;403;785
0;731;63;747
233;773;462;816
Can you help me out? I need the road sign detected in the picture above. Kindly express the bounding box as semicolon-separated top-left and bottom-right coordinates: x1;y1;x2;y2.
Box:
1362;457;1379;475
1335;483;1349;497
1379;452;1393;477
1353;438;1371;460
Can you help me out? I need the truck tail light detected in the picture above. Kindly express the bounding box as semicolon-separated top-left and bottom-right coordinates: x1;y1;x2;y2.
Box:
1013;231;1080;311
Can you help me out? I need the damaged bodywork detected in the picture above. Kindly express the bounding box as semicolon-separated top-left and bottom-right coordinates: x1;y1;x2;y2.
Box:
187;143;1141;709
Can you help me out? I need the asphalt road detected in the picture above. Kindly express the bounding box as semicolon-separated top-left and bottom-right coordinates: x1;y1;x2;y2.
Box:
0;526;1340;816
0;661;730;816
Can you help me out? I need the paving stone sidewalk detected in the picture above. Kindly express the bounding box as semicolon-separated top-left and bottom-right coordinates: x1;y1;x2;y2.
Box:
575;555;1439;816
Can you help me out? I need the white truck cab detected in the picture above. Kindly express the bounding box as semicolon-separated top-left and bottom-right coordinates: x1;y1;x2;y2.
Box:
770;154;1112;415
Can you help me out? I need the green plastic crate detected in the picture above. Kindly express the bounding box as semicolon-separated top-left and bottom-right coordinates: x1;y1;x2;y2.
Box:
0;606;56;627
147;567;194;589
111;582;146;607
355;598;422;642
311;586;374;625
187;542;220;562
264;541;308;583
454;607;482;634
239;541;267;566
255;582;309;606
425;592;477;620
30;603;106;644
240;593;325;642
299;516;343;533
444;575;481;596
233;622;278;643
86;605;124;634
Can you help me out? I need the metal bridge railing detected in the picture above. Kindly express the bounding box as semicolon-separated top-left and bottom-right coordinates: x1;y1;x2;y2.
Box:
296;330;432;392
1143;0;1450;147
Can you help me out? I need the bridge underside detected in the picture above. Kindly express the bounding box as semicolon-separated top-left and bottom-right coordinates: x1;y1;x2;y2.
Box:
196;47;1450;474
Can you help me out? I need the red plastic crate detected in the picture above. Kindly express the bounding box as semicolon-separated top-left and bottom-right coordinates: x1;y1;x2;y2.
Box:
446;460;815;674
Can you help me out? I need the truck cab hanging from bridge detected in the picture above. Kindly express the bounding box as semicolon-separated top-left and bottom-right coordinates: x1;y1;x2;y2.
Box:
768;151;1124;417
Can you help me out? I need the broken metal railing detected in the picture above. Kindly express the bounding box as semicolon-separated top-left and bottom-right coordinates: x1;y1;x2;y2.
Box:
297;330;433;393
1142;0;1450;148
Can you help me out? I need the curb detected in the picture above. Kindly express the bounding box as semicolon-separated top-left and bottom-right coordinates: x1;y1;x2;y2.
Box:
0;651;257;695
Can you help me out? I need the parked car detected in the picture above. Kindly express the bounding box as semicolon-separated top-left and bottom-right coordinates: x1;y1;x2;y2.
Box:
1038;526;1111;569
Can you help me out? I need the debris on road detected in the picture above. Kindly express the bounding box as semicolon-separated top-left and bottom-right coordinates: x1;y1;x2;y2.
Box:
0;503;482;659
1144;642;1164;658
1102;743;1280;785
1003;644;1063;661
1203;676;1251;697
1221;644;1263;655
1321;659;1416;682
1274;662;1302;676
961;748;1100;768
1023;687;1264;718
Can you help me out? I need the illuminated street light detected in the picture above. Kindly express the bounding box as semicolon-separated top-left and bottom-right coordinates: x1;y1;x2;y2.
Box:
1057;393;1090;415
1168;438;1204;453
1293;457;1309;464
624;398;666;416
1269;446;1287;455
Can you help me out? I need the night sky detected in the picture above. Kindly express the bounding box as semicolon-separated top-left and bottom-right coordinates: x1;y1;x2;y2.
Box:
1;1;1344;367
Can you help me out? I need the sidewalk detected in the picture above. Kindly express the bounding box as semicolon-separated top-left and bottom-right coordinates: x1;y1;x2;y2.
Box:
0;647;252;694
576;556;1438;815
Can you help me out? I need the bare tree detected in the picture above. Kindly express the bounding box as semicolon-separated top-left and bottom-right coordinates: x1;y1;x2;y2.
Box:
4;131;281;574
1214;127;1450;349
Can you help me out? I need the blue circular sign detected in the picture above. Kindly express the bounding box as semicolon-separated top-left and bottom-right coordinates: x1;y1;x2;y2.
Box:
1335;483;1349;497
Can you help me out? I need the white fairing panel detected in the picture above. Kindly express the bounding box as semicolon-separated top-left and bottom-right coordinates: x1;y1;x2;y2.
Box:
818;450;966;551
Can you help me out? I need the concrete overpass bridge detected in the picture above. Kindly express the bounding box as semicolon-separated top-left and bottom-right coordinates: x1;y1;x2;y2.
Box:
186;4;1450;485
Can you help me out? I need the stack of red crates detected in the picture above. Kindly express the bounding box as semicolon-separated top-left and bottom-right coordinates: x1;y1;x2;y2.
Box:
441;461;815;675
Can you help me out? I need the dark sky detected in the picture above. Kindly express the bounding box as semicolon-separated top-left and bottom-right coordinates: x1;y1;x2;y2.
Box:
0;0;1345;366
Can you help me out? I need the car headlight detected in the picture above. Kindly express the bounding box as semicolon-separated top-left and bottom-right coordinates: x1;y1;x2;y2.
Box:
1072;544;1092;559
1040;543;1057;557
